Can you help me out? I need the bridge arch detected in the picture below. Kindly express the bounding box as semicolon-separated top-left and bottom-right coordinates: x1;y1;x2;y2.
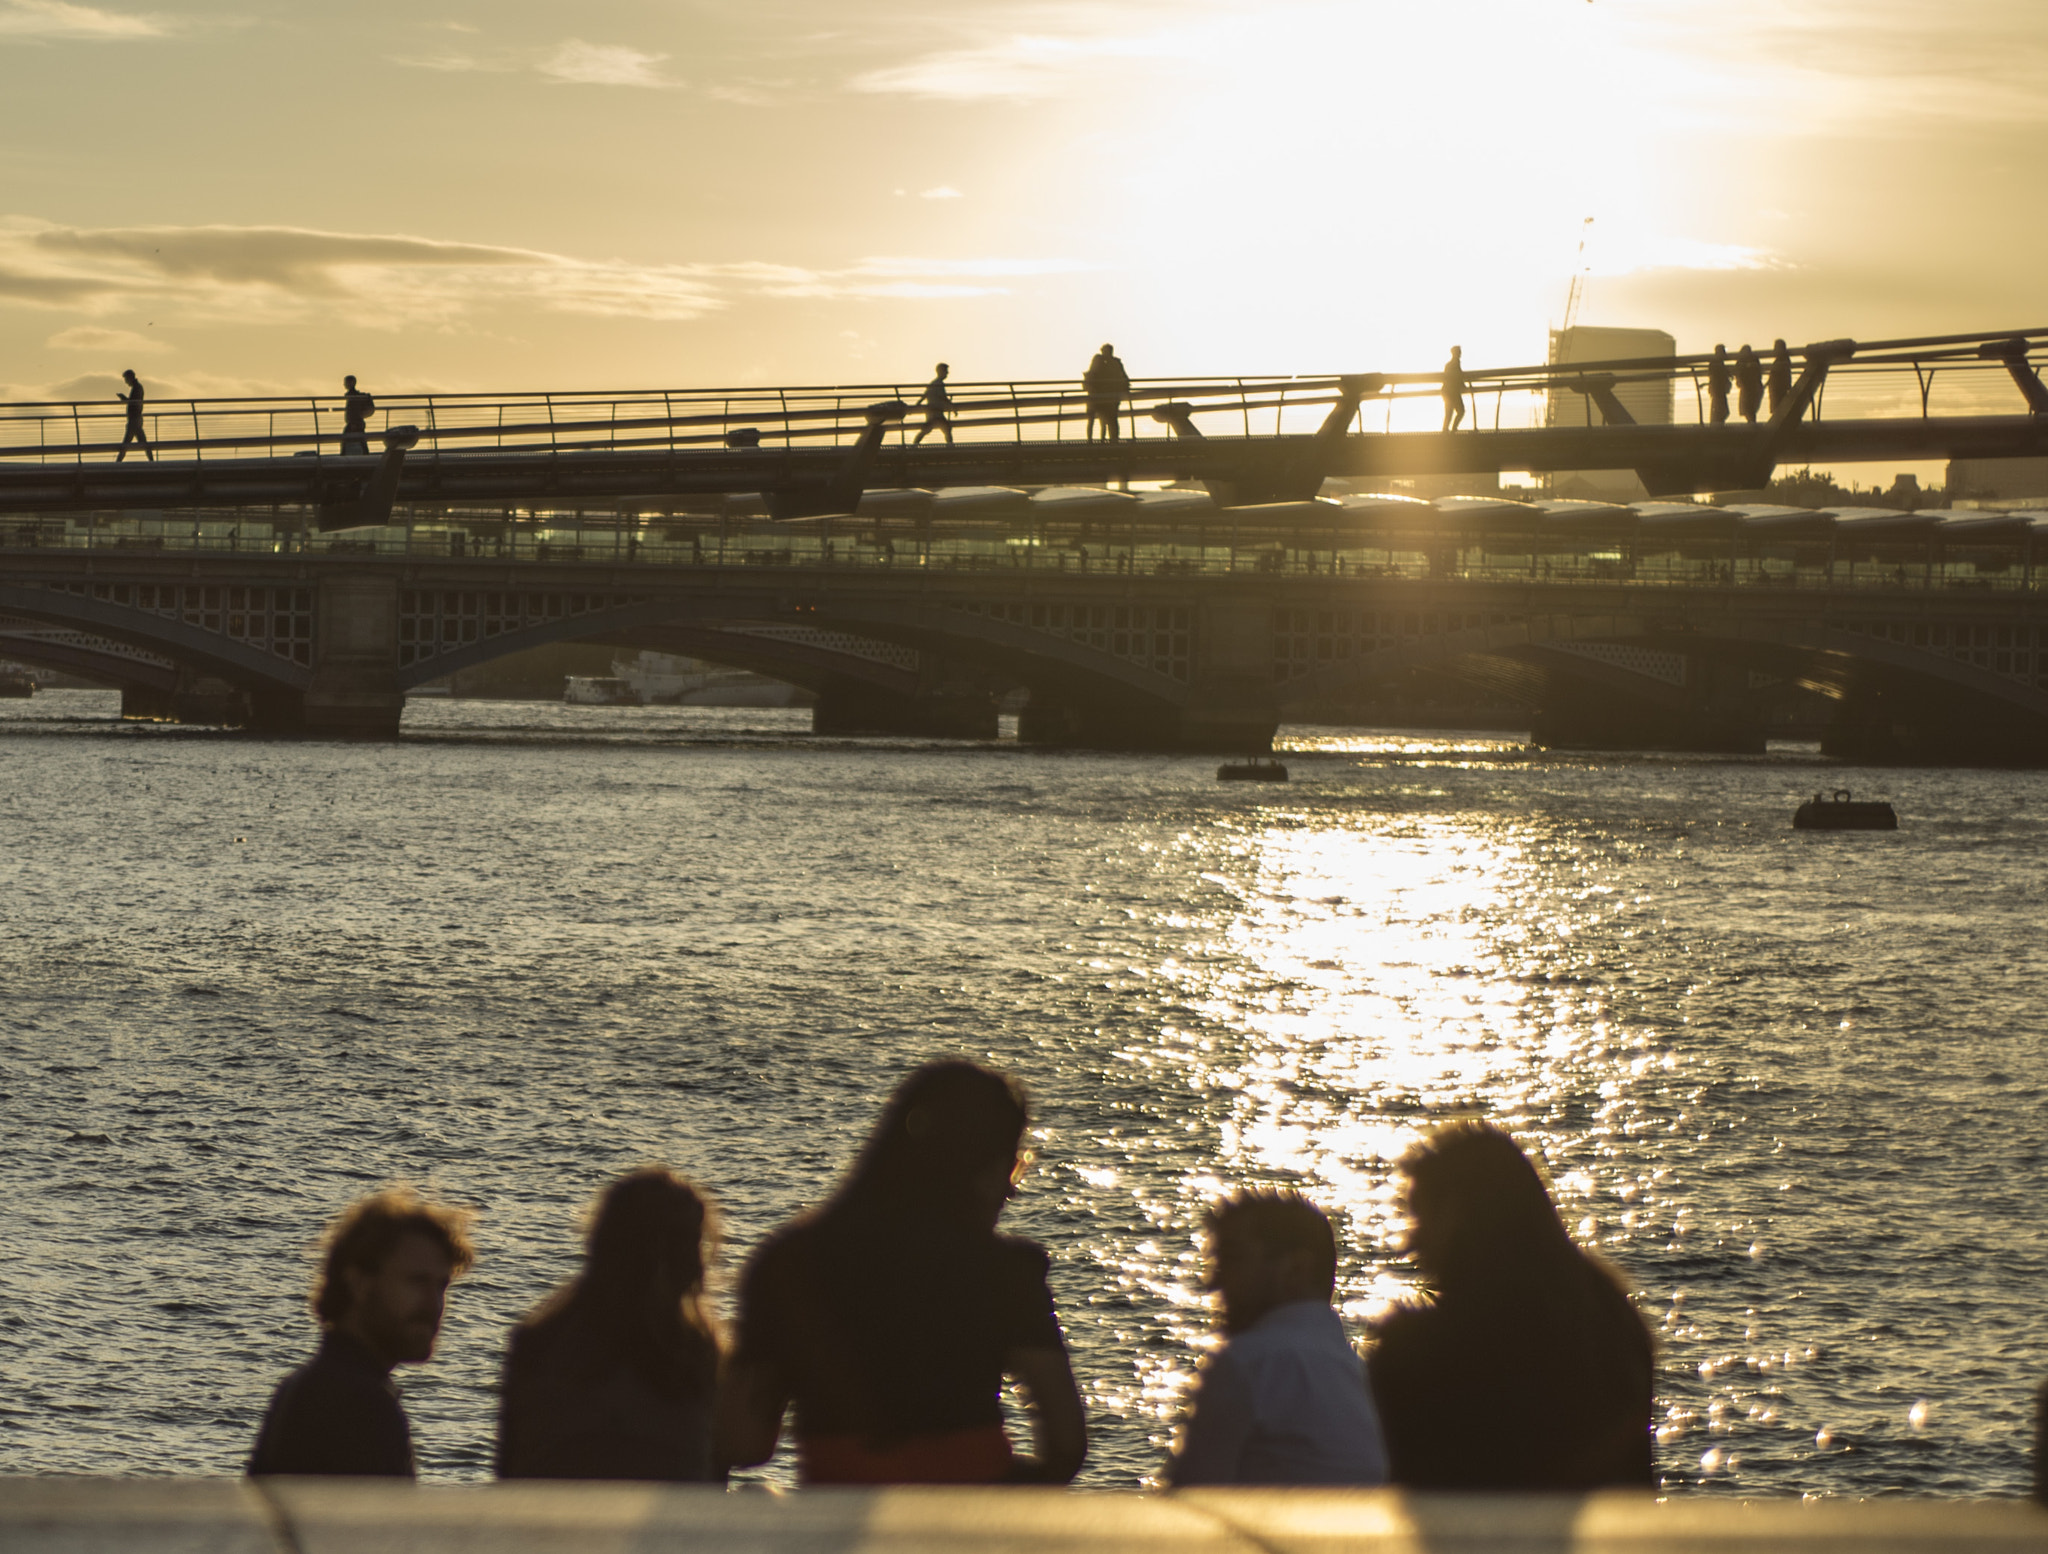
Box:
395;589;1191;702
0;584;311;695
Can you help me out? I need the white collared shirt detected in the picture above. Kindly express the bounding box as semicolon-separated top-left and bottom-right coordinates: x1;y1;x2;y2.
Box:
1166;1299;1390;1487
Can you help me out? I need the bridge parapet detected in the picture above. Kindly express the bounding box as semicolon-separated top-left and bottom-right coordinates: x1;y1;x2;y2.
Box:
1;1477;2044;1554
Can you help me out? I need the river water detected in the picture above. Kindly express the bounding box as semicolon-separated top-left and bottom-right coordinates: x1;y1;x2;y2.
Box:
1;690;2042;1496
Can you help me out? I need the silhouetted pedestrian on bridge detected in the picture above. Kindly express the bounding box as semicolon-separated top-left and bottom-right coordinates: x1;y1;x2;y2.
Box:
1367;1122;1653;1490
1085;344;1130;441
1707;345;1731;426
116;369;152;462
496;1168;721;1482
1768;339;1794;418
247;1188;475;1477
1165;1191;1388;1486
913;363;953;445
1736;344;1764;425
341;376;376;456
721;1059;1087;1484
1441;346;1467;432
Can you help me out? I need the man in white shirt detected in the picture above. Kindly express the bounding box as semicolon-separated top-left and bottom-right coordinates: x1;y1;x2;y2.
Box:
1165;1191;1389;1486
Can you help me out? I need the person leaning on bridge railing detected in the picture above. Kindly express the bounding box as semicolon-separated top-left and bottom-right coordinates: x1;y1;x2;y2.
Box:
1769;339;1794;418
1708;345;1732;426
1440;346;1466;432
1085;344;1130;442
1736;345;1764;425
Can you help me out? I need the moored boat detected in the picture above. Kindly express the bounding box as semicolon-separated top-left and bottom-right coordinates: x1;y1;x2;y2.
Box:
563;675;639;706
1793;789;1897;830
1217;757;1288;783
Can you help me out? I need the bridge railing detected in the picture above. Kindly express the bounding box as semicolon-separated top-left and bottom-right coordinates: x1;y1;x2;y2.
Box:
5;504;2044;595
5;327;2048;465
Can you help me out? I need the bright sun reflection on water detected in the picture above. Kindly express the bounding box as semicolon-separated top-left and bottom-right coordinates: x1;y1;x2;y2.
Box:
1098;805;1676;1475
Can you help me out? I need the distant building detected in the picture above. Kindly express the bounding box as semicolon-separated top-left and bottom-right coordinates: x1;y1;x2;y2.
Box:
1946;457;2048;503
1547;326;1676;501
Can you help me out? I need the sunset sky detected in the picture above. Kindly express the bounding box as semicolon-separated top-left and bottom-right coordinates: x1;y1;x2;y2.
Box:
1;0;2043;420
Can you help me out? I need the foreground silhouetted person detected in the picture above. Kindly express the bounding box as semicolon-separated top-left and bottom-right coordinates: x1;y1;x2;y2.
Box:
1368;1122;1653;1489
341;375;376;456
246;1188;474;1477
497;1168;721;1481
116;369;152;462
1165;1192;1388;1486
1736;344;1764;425
1085;343;1129;441
1707;345;1731;426
721;1059;1087;1483
1441;346;1466;432
913;362;953;445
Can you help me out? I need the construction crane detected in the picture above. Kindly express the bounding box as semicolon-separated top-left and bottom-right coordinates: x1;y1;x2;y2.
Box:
1560;216;1594;334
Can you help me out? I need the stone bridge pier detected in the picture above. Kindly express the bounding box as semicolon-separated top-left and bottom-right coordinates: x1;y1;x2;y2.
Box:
249;573;408;737
1015;597;1278;752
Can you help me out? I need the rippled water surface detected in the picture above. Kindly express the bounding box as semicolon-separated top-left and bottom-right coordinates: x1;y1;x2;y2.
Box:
1;690;2043;1495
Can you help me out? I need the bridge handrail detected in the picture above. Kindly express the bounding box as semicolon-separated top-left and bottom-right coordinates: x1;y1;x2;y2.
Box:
4;324;2047;466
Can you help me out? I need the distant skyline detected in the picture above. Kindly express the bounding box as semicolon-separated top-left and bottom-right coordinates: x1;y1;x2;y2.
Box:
2;0;2044;477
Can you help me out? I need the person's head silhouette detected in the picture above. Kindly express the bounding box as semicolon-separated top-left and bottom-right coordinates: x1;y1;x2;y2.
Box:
1774;338;1788;352
345;375;357;390
122;369;138;386
935;363;949;377
1101;343;1115;355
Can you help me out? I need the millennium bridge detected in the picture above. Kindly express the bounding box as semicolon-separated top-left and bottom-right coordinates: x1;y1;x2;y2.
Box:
6;326;2048;759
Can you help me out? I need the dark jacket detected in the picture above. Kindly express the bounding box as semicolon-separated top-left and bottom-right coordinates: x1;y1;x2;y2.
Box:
495;1321;716;1481
1368;1254;1653;1490
246;1331;414;1477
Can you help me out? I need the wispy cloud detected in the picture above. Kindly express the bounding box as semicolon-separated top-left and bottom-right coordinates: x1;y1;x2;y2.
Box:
46;324;167;352
1592;234;1777;278
750;255;1096;299
390;50;513;74
850;26;1189;101
919;186;964;200
537;39;675;88
0;221;724;326
0;0;167;39
0;220;1095;326
394;36;680;88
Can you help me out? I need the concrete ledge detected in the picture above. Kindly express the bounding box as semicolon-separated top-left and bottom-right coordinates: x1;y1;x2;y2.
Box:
3;1480;2045;1554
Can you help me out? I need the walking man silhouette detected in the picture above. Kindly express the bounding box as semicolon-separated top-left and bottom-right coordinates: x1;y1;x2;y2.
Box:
116;369;152;462
913;363;953;445
341;376;376;456
1440;346;1467;432
1084;344;1130;441
1707;345;1731;426
1735;345;1764;425
1768;340;1793;418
